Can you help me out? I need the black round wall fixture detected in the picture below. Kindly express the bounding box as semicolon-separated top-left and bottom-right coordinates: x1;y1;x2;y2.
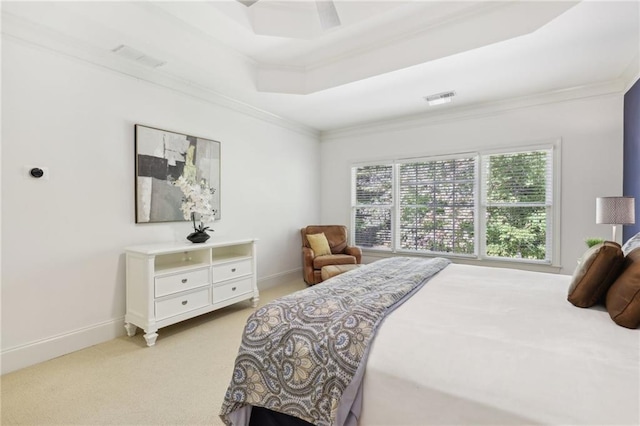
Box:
30;167;44;178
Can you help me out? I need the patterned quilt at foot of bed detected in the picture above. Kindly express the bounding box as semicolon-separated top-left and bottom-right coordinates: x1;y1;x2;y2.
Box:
220;256;451;426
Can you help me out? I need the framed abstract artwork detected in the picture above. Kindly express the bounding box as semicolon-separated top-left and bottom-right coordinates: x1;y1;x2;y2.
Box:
134;124;221;223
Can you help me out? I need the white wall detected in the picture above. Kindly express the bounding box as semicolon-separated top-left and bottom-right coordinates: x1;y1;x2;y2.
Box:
1;39;320;373
320;94;624;275
1;28;626;375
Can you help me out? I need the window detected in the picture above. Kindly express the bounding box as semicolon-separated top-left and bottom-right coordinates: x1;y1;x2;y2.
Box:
482;149;552;261
398;156;476;254
351;145;556;264
352;164;393;249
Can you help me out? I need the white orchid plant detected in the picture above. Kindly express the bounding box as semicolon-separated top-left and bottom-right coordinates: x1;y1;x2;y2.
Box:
174;175;217;234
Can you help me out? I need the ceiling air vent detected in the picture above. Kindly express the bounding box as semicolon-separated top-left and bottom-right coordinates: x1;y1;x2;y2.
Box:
424;91;456;106
112;45;166;69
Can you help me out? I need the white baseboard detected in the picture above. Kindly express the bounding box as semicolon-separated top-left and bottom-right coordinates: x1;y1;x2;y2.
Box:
2;270;303;375
258;268;302;290
1;318;126;375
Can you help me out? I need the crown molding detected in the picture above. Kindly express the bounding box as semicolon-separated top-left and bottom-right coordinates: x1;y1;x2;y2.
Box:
255;1;578;94
321;79;627;141
1;12;320;139
258;2;497;72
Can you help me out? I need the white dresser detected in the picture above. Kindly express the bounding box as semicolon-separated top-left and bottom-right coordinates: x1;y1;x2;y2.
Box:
124;238;258;346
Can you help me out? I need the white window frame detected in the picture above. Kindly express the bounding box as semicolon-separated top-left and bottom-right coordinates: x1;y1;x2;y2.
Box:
394;153;478;258
350;139;561;267
478;144;557;265
351;161;395;252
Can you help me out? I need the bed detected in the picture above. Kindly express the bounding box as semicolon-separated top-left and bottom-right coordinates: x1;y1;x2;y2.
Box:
220;257;640;426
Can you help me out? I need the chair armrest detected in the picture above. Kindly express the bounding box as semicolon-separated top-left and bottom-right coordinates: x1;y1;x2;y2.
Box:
302;247;316;284
345;246;362;264
303;246;315;262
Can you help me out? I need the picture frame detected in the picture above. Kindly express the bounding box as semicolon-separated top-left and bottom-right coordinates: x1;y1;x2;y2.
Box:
134;124;221;223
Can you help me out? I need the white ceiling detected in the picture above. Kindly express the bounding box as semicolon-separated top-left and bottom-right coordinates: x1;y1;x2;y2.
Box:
2;1;639;132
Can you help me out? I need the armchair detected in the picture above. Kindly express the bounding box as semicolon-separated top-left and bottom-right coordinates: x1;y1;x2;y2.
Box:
301;225;362;285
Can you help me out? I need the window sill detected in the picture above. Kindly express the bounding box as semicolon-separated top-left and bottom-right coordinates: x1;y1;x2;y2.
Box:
361;249;563;274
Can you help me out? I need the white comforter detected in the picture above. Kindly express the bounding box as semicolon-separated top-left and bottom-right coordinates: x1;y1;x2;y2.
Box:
361;263;639;425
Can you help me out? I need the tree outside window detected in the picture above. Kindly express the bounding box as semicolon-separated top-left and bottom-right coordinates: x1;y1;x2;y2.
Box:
351;145;554;264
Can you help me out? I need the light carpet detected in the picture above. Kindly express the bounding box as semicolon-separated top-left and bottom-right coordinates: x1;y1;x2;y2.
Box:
1;278;307;425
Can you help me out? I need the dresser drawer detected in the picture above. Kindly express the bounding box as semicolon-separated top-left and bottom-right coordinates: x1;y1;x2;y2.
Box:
213;277;253;302
155;288;210;321
155;268;209;298
212;259;252;283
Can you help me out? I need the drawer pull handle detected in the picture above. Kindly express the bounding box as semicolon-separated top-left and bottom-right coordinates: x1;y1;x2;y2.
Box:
231;268;237;272
181;300;188;305
232;287;237;291
181;279;188;283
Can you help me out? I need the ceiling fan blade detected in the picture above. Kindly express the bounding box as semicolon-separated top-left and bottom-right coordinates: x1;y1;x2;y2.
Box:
236;0;260;7
316;0;341;30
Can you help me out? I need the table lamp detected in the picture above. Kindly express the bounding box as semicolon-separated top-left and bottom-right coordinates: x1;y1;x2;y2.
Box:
596;196;635;243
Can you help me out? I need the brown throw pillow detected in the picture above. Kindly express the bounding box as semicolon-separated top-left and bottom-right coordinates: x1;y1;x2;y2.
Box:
606;248;640;328
568;241;624;308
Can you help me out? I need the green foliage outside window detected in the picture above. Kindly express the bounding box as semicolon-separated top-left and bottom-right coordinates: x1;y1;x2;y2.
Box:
399;158;475;254
484;151;549;260
354;165;393;249
351;147;553;262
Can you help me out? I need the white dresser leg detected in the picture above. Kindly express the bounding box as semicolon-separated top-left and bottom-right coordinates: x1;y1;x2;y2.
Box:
144;332;158;347
124;323;137;337
251;295;259;308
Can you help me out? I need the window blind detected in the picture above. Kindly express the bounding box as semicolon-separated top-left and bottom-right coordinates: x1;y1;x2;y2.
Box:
482;149;553;261
353;165;393;249
350;144;556;264
398;157;476;254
